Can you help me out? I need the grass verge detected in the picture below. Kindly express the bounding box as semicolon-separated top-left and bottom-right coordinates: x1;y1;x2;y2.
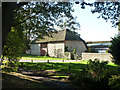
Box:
21;54;67;60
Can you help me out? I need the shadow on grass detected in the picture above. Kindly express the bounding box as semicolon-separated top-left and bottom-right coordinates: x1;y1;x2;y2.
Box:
20;62;87;74
19;62;119;78
2;72;75;89
2;73;46;88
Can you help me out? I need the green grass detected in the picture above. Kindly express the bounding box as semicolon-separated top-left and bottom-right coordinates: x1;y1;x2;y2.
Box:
3;60;118;88
19;60;118;77
21;54;67;60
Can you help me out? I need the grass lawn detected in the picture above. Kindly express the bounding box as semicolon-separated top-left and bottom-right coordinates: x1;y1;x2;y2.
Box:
2;60;118;88
21;54;67;60
19;60;118;77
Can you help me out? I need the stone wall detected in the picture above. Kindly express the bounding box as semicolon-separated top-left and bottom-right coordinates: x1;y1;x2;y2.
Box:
47;42;64;58
82;53;112;62
65;41;87;56
30;44;40;56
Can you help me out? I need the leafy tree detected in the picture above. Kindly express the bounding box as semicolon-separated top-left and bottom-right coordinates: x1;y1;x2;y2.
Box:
109;35;120;66
109;20;120;66
2;2;119;49
13;2;80;51
75;2;120;27
57;16;80;31
2;27;25;70
2;2;80;69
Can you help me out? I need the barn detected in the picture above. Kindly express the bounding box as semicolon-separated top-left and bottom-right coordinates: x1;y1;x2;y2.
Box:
30;29;87;58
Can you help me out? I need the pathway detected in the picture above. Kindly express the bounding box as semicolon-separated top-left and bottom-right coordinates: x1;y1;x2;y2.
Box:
19;59;81;63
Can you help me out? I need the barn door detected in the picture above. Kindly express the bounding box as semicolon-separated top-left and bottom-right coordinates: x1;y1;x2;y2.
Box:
40;44;47;56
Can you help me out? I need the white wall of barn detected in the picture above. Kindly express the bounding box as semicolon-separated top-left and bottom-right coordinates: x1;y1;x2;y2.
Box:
30;44;40;56
47;42;64;58
65;41;87;56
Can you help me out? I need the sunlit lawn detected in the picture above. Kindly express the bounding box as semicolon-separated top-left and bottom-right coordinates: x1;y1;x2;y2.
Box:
21;54;67;60
19;60;118;77
2;60;118;88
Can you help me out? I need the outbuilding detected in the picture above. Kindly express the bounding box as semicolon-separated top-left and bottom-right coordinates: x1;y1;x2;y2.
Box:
30;29;87;58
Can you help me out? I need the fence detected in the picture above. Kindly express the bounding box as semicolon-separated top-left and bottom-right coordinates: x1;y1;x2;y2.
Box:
82;53;112;62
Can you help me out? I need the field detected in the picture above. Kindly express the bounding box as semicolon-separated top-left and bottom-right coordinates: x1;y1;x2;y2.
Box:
2;59;119;89
21;54;67;60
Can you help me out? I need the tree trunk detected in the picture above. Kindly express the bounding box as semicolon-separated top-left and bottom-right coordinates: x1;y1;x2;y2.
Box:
2;2;28;49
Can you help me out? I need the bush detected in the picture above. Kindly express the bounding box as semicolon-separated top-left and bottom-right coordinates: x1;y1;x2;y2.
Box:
69;59;110;89
86;59;108;81
109;35;120;65
1;60;20;72
86;47;98;53
109;75;120;89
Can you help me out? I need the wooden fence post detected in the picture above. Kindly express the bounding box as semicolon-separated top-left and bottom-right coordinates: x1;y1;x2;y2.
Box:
21;62;23;68
36;64;38;68
68;66;71;71
63;60;64;62
31;60;33;62
47;60;49;63
52;64;53;69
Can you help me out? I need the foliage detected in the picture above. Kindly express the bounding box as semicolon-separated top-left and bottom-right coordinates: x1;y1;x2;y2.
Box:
58;16;80;31
71;48;80;60
86;59;108;81
65;46;69;52
2;27;25;70
2;2;79;71
109;35;120;65
15;2;79;40
2;27;25;62
69;59;110;88
75;2;120;27
86;47;98;53
72;48;77;54
109;75;120;89
1;60;20;72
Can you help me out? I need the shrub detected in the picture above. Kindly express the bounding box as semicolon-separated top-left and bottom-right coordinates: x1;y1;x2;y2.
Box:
86;47;98;53
69;59;110;89
109;75;120;89
109;35;120;66
86;59;108;81
2;27;25;71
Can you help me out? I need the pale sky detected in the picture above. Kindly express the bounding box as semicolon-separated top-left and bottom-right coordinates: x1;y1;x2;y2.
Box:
72;3;118;41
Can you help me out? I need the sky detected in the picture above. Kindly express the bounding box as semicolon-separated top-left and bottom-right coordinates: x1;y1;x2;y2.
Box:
72;3;118;42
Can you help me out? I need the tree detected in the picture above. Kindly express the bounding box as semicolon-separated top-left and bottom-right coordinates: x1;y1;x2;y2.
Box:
56;16;80;31
2;2;80;69
15;2;78;40
2;2;28;49
109;34;120;66
75;2;120;27
2;1;119;48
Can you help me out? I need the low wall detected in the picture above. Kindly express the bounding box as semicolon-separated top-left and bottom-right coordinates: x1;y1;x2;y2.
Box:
82;53;112;62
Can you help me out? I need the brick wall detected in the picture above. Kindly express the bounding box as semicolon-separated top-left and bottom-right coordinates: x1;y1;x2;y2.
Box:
82;53;112;62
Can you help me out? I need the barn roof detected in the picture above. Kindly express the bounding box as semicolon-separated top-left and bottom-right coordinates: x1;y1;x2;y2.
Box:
33;29;85;43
